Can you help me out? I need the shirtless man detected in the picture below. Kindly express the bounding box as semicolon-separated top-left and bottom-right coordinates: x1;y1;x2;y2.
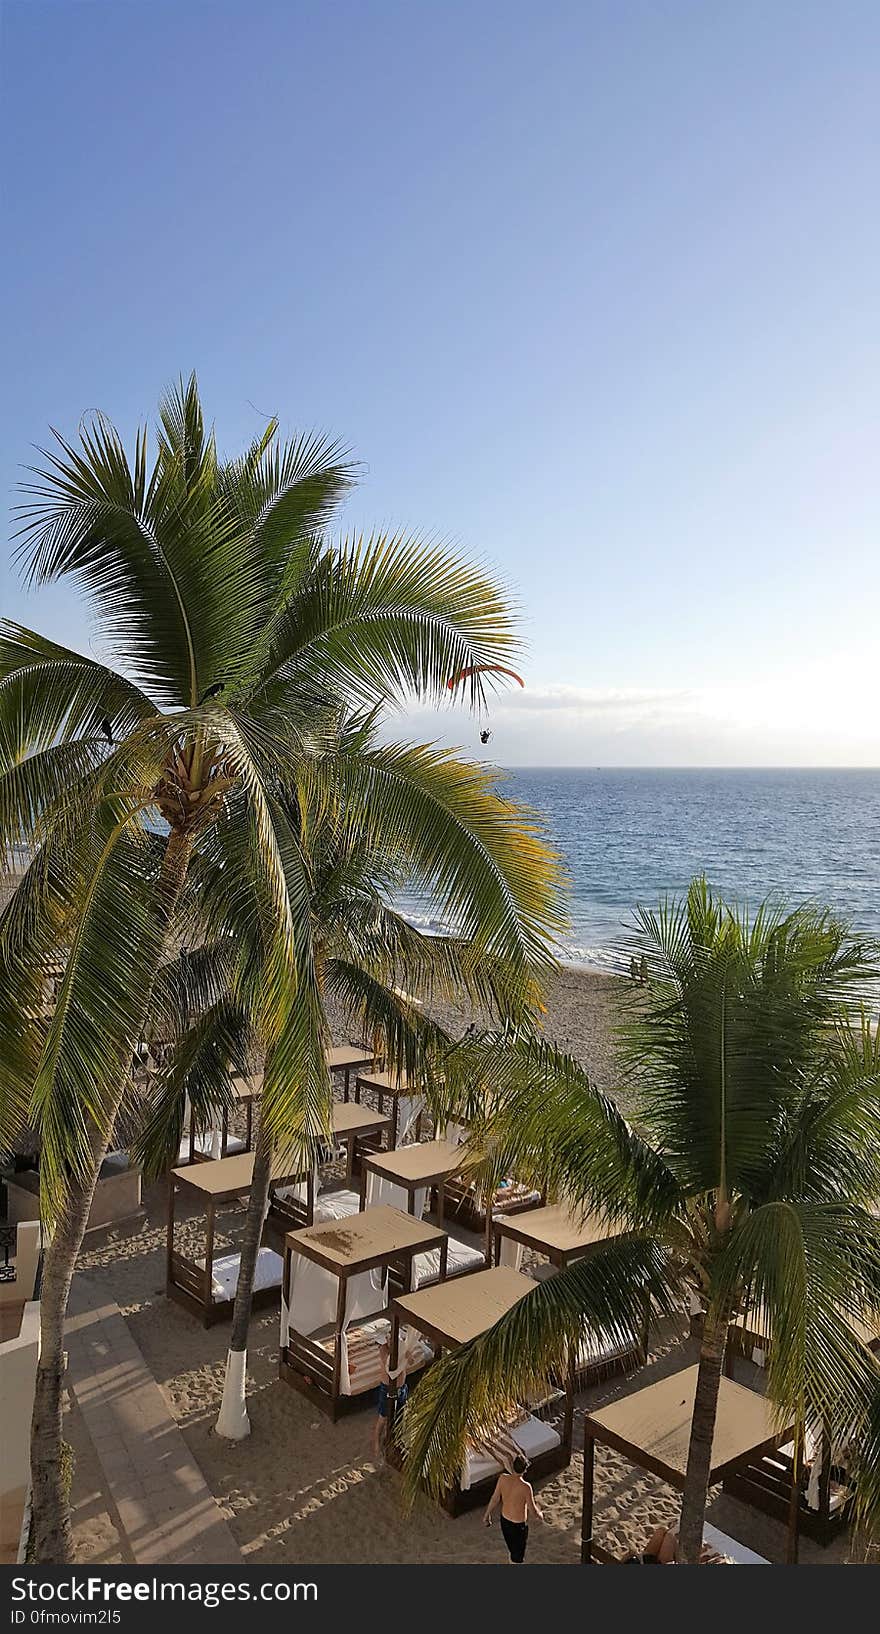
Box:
483;1456;543;1563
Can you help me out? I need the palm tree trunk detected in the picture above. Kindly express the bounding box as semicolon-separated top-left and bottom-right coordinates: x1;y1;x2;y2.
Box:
215;1112;272;1440
29;828;194;1563
29;1126;106;1564
677;1312;729;1564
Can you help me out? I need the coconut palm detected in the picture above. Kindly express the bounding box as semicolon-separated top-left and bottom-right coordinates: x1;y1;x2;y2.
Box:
0;375;561;1561
399;880;880;1562
135;707;557;1439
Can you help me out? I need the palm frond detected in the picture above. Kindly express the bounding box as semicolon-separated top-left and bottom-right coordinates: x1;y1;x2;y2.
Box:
399;1237;676;1504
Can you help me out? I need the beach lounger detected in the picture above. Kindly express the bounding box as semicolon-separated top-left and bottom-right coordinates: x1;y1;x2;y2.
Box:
279;1206;448;1418
702;1523;769;1564
313;1317;432;1397
198;1245;284;1305
460;1411;563;1491
414;1236;485;1285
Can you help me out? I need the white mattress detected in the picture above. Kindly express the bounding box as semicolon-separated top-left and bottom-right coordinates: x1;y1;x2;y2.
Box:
177;1131;246;1162
461;1412;562;1489
315;1188;361;1221
177;1132;215;1162
200;1246;284;1304
414;1236;484;1286
702;1523;769;1564
576;1328;637;1369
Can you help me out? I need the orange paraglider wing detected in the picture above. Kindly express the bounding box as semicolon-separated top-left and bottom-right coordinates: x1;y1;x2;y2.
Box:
446;664;525;690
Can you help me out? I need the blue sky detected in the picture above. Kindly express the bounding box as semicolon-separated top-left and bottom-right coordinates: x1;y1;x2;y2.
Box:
2;0;878;765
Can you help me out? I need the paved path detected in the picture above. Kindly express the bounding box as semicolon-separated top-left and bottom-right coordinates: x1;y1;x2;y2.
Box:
67;1275;242;1566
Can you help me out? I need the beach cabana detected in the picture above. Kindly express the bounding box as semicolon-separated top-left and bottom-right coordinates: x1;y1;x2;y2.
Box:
389;1265;573;1515
360;1139;486;1283
267;1103;393;1235
176;1075;259;1166
279;1205;448;1419
581;1364;798;1563
352;1067;425;1147
330;1102;393;1181
326;1044;375;1101
166;1151;303;1326
722;1305;879;1543
492;1203;648;1384
439;1120;544;1236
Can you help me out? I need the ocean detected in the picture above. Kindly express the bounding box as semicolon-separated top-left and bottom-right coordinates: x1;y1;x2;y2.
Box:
404;768;880;972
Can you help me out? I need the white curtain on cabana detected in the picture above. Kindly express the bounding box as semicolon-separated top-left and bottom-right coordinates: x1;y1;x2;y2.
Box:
283;1252;336;1343
273;1168;318;1208
365;1169;427;1220
396;1095;424;1145
498;1235;524;1272
282;1252;386;1347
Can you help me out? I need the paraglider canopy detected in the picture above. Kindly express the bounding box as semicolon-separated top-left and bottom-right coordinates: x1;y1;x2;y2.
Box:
446;664;525;691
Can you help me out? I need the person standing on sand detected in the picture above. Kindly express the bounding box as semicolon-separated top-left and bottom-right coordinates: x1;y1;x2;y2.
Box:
483;1457;543;1563
371;1338;409;1459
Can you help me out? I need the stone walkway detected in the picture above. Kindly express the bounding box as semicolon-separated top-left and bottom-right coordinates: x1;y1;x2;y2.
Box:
66;1275;242;1565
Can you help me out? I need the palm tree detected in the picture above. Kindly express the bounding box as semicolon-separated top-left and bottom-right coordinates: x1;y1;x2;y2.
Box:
0;375;559;1561
399;880;880;1562
135;708;558;1439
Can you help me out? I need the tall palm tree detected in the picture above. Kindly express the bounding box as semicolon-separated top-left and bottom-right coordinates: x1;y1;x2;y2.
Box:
135;708;558;1439
0;375;558;1562
399;881;880;1562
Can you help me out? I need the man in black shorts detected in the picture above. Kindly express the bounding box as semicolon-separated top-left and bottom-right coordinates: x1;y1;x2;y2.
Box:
483;1457;543;1563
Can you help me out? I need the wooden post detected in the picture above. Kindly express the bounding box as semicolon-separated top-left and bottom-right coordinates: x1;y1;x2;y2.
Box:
166;1174;175;1290
221;1107;229;1158
204;1200;215;1320
281;1243;291;1355
483;1196;493;1266
343;1067;350;1102
640;1290;651;1366
563;1357;575;1452
818;1423;832;1524
245;1097;253;1152
385;1310;401;1457
359;1162;368;1209
331;1273;347;1408
581;1427;595;1563
436;1176;446;1226
189;1105;196;1164
786;1423;802;1565
390;1091;399;1151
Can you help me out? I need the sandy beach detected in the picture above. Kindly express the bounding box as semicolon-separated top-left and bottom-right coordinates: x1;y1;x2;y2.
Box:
65;968;864;1567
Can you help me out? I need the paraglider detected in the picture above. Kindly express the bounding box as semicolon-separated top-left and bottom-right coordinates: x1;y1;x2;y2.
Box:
446;664;524;748
446;664;525;692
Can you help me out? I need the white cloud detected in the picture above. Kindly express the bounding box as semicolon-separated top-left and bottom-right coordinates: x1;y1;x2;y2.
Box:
387;658;880;766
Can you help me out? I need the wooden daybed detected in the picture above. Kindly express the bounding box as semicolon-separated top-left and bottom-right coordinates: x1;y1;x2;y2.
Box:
352;1068;425;1148
722;1305;880;1543
326;1044;375;1101
388;1265;573;1516
581;1364;798;1563
492;1203;648;1385
359;1140;486;1283
176;1074;260;1165
166;1151;303;1326
279;1204;448;1420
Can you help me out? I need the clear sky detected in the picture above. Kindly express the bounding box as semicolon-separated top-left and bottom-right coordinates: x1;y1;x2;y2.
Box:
2;0;878;766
